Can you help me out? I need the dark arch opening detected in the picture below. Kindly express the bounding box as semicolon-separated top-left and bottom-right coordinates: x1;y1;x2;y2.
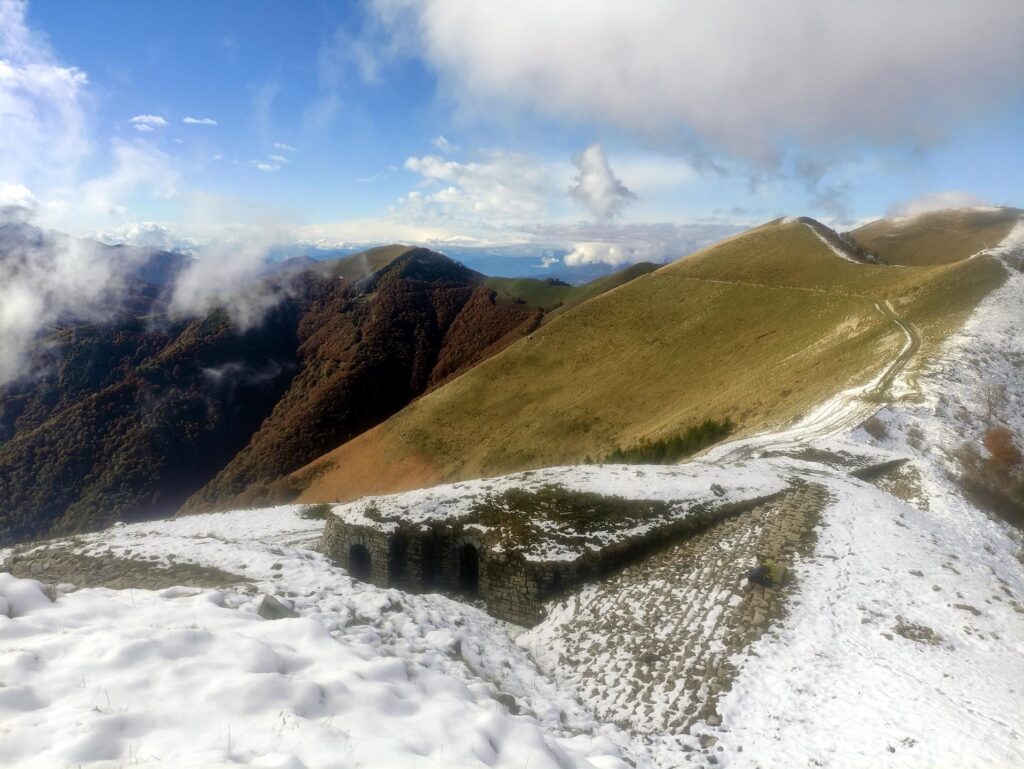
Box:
348;543;372;581
458;543;480;595
388;534;408;586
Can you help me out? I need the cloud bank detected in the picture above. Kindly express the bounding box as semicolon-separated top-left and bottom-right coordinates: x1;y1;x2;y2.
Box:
0;204;152;385
0;182;37;223
370;0;1024;164
400;150;552;226
887;191;992;218
541;221;744;267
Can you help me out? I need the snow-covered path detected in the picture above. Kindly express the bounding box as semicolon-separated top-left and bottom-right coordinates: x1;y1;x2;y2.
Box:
702;298;919;465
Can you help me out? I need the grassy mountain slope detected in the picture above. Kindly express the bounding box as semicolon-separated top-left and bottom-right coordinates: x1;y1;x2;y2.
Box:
484;263;659;318
850;207;1021;266
325;244;415;280
291;217;1007;504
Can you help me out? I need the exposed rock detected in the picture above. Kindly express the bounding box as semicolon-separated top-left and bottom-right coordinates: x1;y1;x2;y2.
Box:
894;617;943;645
257;594;299;620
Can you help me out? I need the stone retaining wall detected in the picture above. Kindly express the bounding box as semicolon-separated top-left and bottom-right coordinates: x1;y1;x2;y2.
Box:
321;489;788;626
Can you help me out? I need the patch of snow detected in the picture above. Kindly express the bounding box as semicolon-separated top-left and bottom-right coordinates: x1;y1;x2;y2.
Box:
716;473;1024;768
805;221;862;263
0;507;638;768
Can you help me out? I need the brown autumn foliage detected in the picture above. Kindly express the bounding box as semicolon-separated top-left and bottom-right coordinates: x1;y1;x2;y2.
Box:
182;249;539;512
983;425;1022;470
955;425;1024;528
0;247;551;544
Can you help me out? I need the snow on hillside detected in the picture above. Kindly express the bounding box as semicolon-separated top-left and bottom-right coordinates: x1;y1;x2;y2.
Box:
1;223;1022;768
331;462;788;561
707;253;1024;768
804;220;861;263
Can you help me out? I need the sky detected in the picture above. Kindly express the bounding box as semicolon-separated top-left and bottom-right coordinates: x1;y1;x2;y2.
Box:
1;0;1023;271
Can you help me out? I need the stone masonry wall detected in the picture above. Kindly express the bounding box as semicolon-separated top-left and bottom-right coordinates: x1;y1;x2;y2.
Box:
320;490;788;626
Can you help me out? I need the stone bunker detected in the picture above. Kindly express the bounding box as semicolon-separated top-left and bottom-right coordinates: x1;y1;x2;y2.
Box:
319;465;791;625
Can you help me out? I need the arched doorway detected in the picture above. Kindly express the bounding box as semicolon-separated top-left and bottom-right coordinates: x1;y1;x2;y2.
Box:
458;543;480;595
348;543;372;581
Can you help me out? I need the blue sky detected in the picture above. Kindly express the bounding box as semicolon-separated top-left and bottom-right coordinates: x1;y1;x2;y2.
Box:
2;0;1023;271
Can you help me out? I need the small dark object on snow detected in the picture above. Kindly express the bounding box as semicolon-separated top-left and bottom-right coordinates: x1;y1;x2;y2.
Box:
746;565;773;586
745;560;780;588
257;594;299;620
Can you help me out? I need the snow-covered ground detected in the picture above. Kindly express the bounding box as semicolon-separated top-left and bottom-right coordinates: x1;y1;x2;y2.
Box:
0;509;635;769
679;221;1024;766
1;223;1022;768
331;463;788;562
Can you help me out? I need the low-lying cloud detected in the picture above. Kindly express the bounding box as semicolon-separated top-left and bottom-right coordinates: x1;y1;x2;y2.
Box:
887;191;991;218
168;234;292;330
540;221;744;267
0;219;150;385
0;182;37;224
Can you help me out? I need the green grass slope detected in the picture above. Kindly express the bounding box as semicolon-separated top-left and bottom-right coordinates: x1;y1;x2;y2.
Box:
850;207;1021;266
288;217;1006;504
324;244;415;280
483;262;659;319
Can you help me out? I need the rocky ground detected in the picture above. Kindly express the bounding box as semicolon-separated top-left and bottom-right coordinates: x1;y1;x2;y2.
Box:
1;544;249;592
522;481;829;743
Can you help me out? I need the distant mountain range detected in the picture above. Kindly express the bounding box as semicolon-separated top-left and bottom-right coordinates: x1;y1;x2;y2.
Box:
0;222;193;288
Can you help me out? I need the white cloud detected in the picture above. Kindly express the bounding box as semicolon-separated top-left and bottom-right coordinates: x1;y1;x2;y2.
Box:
371;1;1024;164
887;191;991;218
547;221;743;266
168;232;293;330
569;143;634;220
254;161;281;172
182;116;217;126
399;150;552;225
79;140;178;222
97;221;195;253
431;134;457;153
267;154;288;164
0;182;38;223
0;0;89;185
129;114;168;132
273;142;297;152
